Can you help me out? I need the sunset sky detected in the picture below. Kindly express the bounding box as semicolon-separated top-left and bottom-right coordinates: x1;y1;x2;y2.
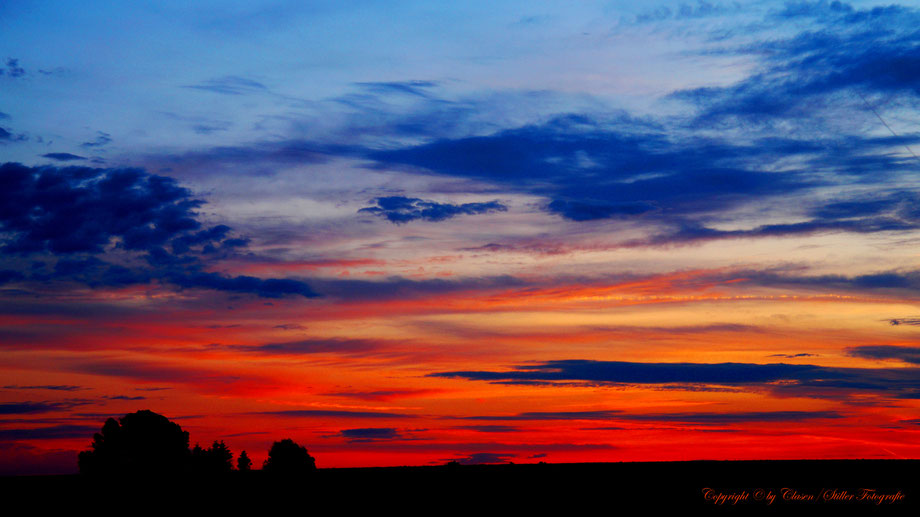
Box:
3;0;920;475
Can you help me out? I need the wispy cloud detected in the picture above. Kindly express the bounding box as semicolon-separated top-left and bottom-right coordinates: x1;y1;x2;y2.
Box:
185;76;268;95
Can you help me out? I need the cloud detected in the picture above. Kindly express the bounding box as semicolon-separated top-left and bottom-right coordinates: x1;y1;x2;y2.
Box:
459;410;626;421
453;409;843;424
273;323;306;330
1;58;24;78
337;427;401;442
0;424;98;441
0;401;86;414
185;76;268;95
676;3;920;125
621;410;843;424
846;345;920;365
306;275;525;301
0;163;205;255
431;358;920;399
80;132;112;149
889;317;920;326
451;425;523;433
450;452;515;465
365;113;919;240
358;196;507;224
262;5;907;248
734;268;920;295
219;338;382;355
0;163;317;298
41;153;86;162
253;409;415;419
3;385;86;391
432;359;829;385
547;199;655;222
322;389;439;401
353;80;438;98
773;0;855;20
64;358;273;394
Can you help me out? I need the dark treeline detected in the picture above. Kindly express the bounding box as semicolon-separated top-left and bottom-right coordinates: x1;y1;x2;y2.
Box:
77;410;315;476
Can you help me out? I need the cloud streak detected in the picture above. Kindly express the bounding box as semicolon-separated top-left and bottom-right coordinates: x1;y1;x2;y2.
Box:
359;196;507;224
431;358;920;399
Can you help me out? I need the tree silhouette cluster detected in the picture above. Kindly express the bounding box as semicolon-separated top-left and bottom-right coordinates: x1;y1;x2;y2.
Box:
262;438;316;475
191;440;234;474
78;410;316;477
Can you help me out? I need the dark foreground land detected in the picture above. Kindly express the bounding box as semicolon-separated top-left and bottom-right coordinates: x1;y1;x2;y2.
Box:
4;460;918;511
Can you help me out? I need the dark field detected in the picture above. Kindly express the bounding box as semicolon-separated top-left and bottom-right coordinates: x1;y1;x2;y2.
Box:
3;460;917;511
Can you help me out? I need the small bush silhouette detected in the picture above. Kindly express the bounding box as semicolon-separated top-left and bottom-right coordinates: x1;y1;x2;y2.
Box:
262;438;316;475
78;410;191;475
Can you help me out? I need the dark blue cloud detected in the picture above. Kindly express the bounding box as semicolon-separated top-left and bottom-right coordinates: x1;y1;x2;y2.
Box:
0;163;208;254
0;424;98;441
455;410;841;424
2;385;85;391
846;345;920;364
0;163;316;298
889;317;920;326
451;425;522;433
0;127;10;140
460;410;625;421
371;117;809;212
41;153;85;162
733;268;920;294
306;275;525;301
622;410;843;424
431;358;920;399
359;196;507;224
80;131;112;149
366;114;918;238
170;272;316;298
0;401;84;414
547;199;655;222
338;427;400;441
451;452;515;465
254;409;414;418
432;359;829;384
1;58;24;78
677;3;920;124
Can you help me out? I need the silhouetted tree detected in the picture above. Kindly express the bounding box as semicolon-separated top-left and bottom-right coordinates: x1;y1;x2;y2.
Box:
207;440;234;472
262;438;316;475
237;450;252;471
191;443;204;462
78;410;190;476
191;440;234;474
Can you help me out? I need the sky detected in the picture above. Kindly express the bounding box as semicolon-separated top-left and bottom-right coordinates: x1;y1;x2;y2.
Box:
2;0;920;474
